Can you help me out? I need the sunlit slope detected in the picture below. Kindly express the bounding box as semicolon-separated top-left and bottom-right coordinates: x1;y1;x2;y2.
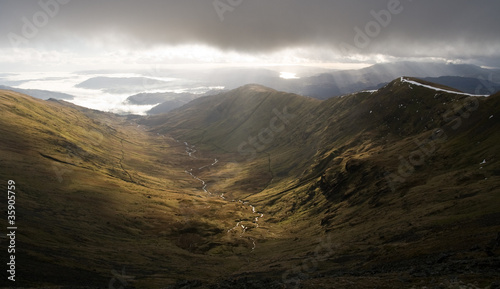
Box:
0;90;270;287
0;90;179;286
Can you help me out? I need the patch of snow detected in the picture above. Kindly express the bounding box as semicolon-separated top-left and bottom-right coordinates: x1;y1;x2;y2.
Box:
401;78;489;97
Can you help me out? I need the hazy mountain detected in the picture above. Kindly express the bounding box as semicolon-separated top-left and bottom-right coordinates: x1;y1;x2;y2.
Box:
277;62;500;99
0;85;75;100
0;78;29;86
1;78;499;288
126;91;198;105
145;99;188;114
126;89;226;115
140;62;500;100
421;76;500;95
75;76;175;94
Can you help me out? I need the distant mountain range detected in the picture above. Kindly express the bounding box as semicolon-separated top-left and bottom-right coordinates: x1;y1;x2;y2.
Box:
420;76;500;95
126;89;226;114
162;62;500;100
75;76;175;94
1;62;498;115
276;62;500;99
143;62;500;115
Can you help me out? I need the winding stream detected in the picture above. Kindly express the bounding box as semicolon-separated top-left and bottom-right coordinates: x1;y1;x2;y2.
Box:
180;140;263;250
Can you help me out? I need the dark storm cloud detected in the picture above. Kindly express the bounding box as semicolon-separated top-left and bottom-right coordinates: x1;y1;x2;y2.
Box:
1;0;499;61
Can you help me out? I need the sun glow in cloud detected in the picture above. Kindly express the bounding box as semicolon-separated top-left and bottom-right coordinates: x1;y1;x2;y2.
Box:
0;44;369;72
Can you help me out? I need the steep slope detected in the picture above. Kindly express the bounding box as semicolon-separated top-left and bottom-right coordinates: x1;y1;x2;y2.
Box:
145;84;319;147
0;90;278;288
297;78;500;287
142;78;500;288
0;90;182;286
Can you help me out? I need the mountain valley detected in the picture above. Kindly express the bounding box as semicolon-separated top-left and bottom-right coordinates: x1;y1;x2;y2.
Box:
0;77;499;288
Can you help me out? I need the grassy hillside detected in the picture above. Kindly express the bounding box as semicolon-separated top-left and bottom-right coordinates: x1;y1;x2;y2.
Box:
1;77;499;288
0;90;278;288
142;78;500;288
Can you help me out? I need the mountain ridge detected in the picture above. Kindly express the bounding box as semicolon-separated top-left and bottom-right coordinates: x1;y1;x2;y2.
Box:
421;76;500;95
281;62;500;99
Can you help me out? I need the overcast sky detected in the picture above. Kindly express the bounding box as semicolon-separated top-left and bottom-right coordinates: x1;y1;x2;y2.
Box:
1;0;499;71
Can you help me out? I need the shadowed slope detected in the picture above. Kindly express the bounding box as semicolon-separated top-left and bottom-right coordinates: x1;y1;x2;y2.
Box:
142;78;500;287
